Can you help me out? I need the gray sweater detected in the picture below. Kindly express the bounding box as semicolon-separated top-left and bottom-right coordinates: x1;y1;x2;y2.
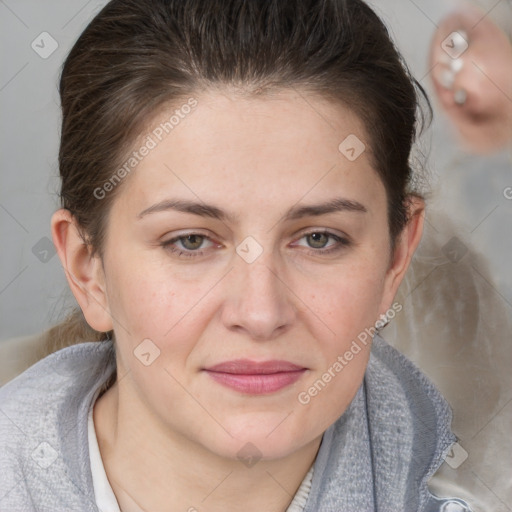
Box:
0;334;473;511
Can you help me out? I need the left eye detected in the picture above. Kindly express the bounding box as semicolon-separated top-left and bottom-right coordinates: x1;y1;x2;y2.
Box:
174;234;210;251
292;230;350;255
296;231;337;249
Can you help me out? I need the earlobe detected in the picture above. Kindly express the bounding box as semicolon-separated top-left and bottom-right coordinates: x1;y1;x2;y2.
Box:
380;197;425;314
51;209;113;333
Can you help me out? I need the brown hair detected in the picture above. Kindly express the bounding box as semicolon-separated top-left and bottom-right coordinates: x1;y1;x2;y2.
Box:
44;0;430;356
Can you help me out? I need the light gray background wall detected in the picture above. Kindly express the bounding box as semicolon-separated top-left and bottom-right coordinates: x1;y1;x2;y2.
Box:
1;0;511;341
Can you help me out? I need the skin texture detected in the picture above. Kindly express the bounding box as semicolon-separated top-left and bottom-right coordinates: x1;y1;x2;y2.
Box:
51;89;424;512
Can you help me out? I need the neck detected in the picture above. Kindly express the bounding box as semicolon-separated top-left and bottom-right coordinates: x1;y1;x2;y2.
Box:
93;373;321;512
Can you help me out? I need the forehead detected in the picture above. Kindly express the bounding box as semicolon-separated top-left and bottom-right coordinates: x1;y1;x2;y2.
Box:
113;89;385;218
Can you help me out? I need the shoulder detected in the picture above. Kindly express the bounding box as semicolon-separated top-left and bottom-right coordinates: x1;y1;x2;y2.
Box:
366;334;474;511
304;333;467;512
368;333;455;431
0;340;115;510
0;340;115;417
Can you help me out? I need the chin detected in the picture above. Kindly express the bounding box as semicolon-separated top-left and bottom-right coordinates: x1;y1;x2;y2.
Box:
201;414;311;462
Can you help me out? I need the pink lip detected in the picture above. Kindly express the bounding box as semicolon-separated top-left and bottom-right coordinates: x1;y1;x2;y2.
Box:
203;359;307;394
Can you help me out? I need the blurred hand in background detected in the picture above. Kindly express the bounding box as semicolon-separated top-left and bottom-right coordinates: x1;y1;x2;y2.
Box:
429;1;512;153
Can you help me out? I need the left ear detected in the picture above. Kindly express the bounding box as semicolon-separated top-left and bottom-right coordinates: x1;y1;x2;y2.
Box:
379;195;425;313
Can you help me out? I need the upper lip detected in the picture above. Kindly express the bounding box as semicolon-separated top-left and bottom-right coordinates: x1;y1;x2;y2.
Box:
204;359;306;374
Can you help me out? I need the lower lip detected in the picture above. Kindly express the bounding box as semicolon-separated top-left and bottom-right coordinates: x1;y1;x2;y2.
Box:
205;370;306;394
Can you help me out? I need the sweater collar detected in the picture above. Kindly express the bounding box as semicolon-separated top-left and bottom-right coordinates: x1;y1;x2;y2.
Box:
303;333;456;511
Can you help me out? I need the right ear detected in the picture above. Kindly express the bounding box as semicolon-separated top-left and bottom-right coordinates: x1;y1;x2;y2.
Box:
51;209;113;333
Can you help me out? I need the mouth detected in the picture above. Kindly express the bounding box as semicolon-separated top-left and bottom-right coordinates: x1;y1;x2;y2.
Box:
203;359;307;395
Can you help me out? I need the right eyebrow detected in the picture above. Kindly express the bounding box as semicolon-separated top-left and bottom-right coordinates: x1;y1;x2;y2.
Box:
137;199;239;223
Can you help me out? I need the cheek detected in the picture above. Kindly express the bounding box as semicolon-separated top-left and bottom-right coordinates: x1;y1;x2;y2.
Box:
295;267;384;435
109;271;203;341
104;251;224;365
309;259;387;344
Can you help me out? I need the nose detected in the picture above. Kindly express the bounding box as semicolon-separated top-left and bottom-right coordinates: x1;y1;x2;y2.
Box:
220;246;297;341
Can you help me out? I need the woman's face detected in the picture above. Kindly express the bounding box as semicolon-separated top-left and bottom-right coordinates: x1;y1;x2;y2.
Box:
91;89;409;460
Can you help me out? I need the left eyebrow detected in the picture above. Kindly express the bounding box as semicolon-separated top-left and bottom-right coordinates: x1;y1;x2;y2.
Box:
283;197;367;221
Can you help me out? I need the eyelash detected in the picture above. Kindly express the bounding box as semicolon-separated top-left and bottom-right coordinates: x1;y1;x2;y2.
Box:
160;230;351;259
